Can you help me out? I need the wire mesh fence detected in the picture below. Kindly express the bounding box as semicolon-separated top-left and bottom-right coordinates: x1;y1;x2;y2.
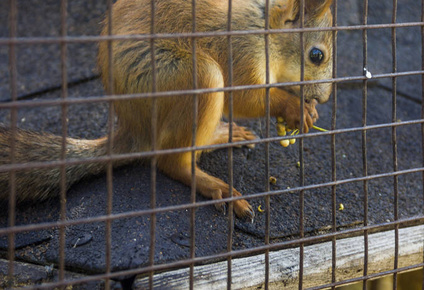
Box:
0;0;423;289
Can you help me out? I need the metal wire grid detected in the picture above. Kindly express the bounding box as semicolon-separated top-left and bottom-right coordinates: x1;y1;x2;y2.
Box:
0;0;423;289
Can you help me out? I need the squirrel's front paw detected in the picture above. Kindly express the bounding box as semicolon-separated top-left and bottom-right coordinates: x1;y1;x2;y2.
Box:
305;99;319;123
281;98;318;133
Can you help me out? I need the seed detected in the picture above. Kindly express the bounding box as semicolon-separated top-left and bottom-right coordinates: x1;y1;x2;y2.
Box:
269;176;277;184
276;117;325;148
280;139;290;147
339;203;344;211
276;123;286;136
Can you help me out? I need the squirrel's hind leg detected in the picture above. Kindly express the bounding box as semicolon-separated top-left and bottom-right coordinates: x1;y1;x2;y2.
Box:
154;53;254;220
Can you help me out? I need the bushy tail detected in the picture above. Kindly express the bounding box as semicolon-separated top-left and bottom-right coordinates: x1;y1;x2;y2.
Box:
0;126;113;202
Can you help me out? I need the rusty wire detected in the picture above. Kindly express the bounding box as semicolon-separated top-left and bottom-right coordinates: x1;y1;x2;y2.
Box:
330;0;338;288
1;0;424;289
7;0;17;282
361;0;369;288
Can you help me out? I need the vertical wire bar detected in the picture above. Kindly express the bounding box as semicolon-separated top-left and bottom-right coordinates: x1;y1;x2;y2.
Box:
362;0;369;289
264;0;271;288
298;0;305;289
391;1;399;289
7;0;17;282
421;0;424;288
59;0;68;284
105;0;115;288
226;0;234;288
149;0;158;287
190;0;198;289
330;1;338;288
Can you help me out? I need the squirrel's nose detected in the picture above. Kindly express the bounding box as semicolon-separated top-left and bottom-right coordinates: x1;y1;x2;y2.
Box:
307;94;330;104
305;96;319;104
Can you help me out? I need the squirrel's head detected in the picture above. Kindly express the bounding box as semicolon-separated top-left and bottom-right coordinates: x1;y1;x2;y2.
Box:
270;0;333;104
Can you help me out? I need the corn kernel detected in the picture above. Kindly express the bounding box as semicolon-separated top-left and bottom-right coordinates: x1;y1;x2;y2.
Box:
289;138;296;145
276;123;286;136
280;139;290;147
339;203;344;211
258;205;265;213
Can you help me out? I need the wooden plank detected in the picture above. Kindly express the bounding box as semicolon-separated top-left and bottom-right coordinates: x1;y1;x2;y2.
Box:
134;225;424;289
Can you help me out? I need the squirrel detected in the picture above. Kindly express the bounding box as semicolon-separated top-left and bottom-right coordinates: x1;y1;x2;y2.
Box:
0;0;333;220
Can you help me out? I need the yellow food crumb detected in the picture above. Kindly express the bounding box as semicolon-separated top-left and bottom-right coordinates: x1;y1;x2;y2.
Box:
280;139;290;147
276;117;300;148
339;203;344;211
258;205;265;213
277;117;329;148
276;123;286;136
269;176;277;184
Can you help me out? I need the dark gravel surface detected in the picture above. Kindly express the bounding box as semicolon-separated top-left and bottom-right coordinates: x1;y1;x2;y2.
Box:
0;0;422;285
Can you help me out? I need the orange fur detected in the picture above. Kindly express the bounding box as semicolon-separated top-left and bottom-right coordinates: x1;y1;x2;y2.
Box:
97;0;333;219
0;0;333;220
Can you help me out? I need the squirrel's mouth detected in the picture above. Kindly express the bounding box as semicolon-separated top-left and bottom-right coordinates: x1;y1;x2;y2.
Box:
276;85;330;104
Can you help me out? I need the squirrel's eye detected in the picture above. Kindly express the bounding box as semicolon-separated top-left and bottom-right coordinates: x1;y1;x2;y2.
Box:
309;47;324;65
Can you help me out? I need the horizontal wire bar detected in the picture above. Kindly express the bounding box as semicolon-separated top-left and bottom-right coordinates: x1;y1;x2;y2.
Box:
0;22;423;46
0;118;422;174
1;71;423;109
0;167;423;236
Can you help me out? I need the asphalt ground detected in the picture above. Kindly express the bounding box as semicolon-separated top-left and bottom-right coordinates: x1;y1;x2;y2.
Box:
0;0;423;286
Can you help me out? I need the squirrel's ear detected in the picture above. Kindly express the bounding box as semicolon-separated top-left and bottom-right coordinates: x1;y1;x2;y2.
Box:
305;0;333;18
270;0;297;28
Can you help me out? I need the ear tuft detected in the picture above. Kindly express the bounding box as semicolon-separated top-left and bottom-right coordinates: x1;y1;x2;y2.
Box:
270;0;296;28
305;0;333;18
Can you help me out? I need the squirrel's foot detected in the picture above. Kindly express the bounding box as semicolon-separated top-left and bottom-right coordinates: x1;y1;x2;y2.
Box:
282;98;319;133
209;188;254;221
234;199;255;222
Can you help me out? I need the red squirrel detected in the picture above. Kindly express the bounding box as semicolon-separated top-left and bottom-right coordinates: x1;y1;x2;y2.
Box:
0;0;333;220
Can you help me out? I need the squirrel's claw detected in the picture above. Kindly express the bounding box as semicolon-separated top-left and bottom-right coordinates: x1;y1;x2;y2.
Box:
238;204;255;223
215;202;227;216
